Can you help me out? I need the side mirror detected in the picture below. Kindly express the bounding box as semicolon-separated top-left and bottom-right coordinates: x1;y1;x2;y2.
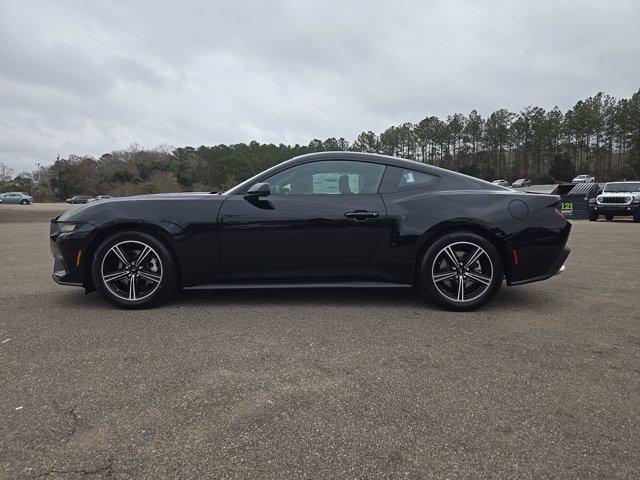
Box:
246;182;271;198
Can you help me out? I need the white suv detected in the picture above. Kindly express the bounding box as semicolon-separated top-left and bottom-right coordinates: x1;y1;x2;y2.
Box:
589;181;640;222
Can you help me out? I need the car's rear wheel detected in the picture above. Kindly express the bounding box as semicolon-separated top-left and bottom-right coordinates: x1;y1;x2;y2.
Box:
92;231;176;309
589;211;598;221
605;214;614;221
417;232;503;311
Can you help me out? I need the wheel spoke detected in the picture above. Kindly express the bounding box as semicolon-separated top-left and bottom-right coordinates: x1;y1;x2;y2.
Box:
456;276;465;301
135;245;152;267
443;246;459;266
464;246;484;268
138;270;161;283
433;271;457;283
466;271;491;285
128;276;137;300
103;270;128;283
112;245;131;266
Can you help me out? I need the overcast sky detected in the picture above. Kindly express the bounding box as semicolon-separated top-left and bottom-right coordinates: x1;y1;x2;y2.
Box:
1;0;639;172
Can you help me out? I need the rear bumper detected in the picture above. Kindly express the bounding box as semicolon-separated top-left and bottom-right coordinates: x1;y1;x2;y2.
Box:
509;246;570;286
505;203;571;287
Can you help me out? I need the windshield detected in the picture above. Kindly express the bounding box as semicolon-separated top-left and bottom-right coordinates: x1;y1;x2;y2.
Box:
604;182;640;193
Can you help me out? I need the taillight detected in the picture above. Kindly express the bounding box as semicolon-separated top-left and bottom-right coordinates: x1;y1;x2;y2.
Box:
554;202;564;218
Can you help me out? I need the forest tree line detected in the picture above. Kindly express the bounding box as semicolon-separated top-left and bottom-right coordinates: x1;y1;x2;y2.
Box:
1;89;639;201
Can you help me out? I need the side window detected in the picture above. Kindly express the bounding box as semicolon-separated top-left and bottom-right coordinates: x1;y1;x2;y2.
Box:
380;166;439;193
264;161;385;195
399;170;436;187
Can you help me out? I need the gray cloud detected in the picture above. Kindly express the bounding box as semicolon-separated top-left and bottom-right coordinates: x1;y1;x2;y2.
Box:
1;0;639;172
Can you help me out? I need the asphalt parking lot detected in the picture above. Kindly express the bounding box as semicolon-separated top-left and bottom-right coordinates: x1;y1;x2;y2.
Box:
1;203;639;479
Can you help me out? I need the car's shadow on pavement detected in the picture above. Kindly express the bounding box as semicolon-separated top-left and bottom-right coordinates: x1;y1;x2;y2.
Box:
177;287;426;309
53;282;550;313
174;281;550;311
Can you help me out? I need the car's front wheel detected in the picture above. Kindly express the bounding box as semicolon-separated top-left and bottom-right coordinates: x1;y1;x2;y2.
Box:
589;211;598;221
417;232;503;311
92;231;176;309
20;199;30;205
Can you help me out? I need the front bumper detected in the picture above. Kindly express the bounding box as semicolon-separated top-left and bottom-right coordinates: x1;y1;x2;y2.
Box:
590;204;639;216
50;220;97;288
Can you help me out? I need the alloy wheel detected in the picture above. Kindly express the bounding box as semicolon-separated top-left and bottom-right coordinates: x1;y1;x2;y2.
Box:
431;241;493;303
100;240;163;301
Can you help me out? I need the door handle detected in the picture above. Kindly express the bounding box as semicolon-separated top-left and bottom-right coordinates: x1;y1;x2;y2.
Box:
344;210;379;221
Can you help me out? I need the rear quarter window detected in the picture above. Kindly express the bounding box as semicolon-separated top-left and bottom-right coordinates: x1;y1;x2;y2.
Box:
379;166;439;193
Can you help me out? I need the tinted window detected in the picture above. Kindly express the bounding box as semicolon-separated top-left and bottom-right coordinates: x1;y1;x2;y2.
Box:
264;161;385;195
380;166;439;193
398;169;437;187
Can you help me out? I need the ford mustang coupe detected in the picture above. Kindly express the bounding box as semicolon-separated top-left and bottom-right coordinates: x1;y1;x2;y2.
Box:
50;152;571;310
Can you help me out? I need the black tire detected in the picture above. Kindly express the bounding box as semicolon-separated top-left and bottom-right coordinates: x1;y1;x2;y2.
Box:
588;211;598;221
634;210;640;223
91;231;176;309
605;214;614;221
20;199;29;205
416;231;503;311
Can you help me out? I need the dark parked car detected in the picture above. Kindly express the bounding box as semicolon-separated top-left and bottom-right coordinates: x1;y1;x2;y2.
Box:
66;195;94;204
511;179;532;188
50;152;571;311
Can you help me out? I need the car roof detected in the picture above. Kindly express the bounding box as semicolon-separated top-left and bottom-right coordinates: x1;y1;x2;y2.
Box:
225;151;498;194
274;151;497;181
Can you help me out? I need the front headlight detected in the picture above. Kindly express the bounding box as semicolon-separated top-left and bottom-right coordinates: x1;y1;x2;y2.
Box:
58;222;83;233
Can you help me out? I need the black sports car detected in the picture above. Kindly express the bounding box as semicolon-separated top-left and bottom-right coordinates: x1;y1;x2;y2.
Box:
50;152;570;310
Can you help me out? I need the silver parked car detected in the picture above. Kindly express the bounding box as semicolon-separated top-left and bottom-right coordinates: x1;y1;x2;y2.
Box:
511;179;532;188
87;195;113;203
572;174;596;183
491;179;509;187
0;192;34;204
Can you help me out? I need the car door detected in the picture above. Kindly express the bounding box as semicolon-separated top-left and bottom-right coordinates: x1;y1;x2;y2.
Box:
219;160;388;281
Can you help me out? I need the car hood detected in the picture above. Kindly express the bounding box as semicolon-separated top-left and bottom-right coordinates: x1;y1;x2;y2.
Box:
57;192;228;224
599;191;639;196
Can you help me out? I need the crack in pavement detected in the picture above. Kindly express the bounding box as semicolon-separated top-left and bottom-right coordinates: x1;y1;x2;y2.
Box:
33;457;114;478
51;401;81;440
